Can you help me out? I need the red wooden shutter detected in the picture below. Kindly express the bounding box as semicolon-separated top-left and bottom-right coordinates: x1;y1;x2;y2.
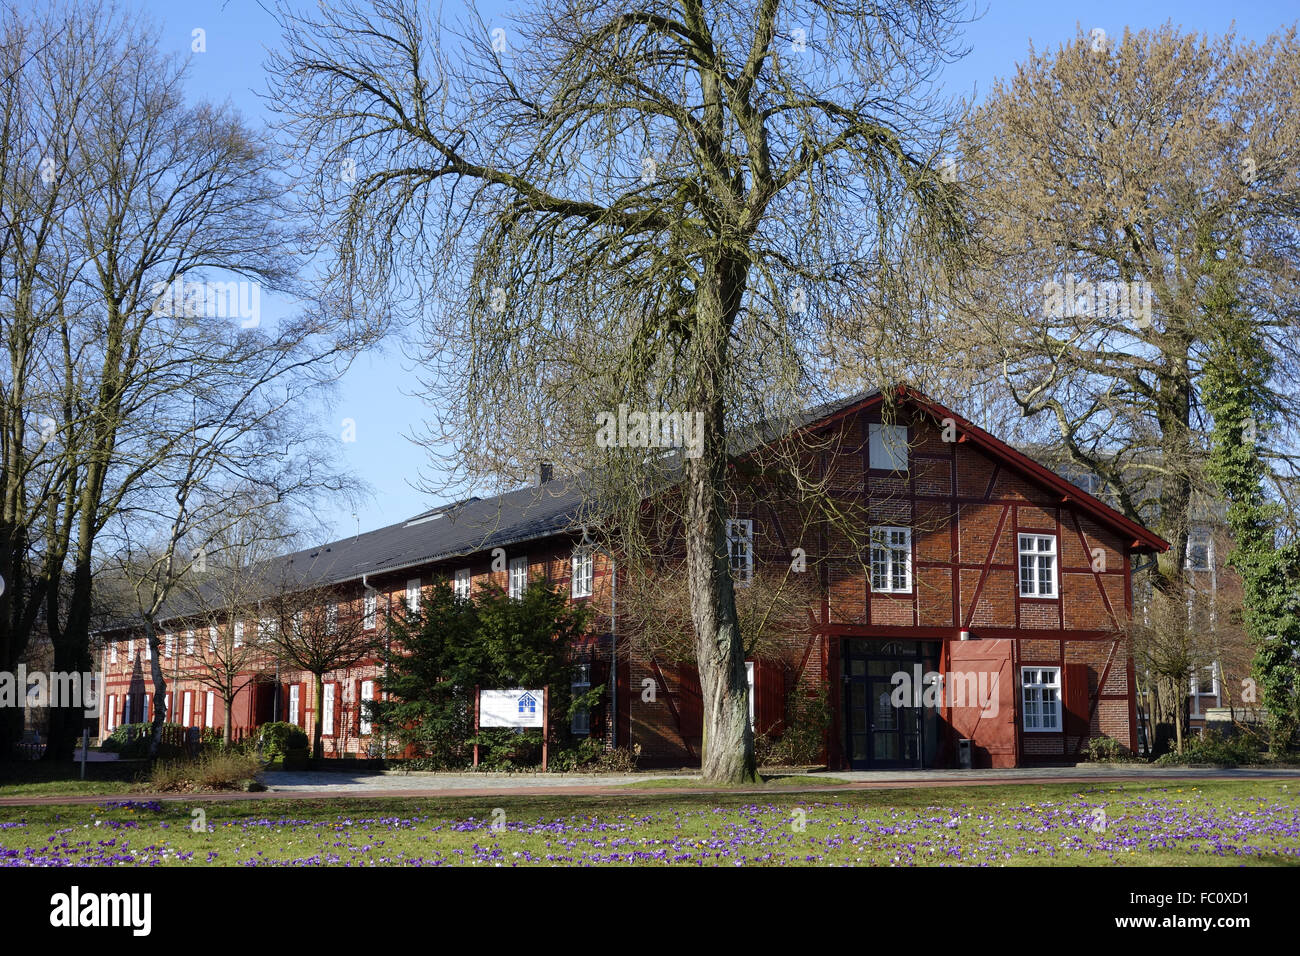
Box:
676;664;703;737
755;661;787;737
1063;663;1091;753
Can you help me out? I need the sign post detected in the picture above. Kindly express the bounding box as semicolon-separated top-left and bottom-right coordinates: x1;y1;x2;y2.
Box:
478;687;547;770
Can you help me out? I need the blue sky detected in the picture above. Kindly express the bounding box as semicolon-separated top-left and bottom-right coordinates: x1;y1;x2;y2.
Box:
117;0;1297;540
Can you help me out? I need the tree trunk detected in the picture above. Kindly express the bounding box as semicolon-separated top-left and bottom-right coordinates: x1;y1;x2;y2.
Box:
223;699;234;746
685;254;756;784
312;673;325;760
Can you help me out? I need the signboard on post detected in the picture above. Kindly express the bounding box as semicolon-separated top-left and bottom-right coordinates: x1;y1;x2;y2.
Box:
480;688;546;728
474;686;549;771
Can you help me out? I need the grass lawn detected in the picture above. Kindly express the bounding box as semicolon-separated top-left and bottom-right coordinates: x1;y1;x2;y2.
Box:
1;780;1297;866
0;761;143;798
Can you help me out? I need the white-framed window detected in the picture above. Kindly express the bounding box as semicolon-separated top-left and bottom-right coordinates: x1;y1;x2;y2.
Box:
259;616;276;643
360;680;375;735
406;577;421;613
727;519;753;585
143;693;150;721
869;422;909;472
233;620;244;647
164;633;174;658
323;683;336;736
870;526;912;593
184;629;194;655
363;591;377;629
571;549;593;599
1018;533;1059;598
205;691;214;729
109;642;117;665
326;603;338;635
453;567;472;601
208;625;218;653
182;692;192;727
106;695;116;731
508;556;528;600
145;637;152;662
289;685;300;725
745;660;755;730
1021;666;1062;731
1193;662;1220;696
292;610;303;637
1185;528;1213;571
570;664;591;735
124;693;132;724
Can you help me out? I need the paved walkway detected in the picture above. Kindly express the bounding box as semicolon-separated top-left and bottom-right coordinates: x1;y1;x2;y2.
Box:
2;764;1296;807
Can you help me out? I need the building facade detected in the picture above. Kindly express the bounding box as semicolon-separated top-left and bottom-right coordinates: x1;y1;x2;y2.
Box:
97;386;1168;769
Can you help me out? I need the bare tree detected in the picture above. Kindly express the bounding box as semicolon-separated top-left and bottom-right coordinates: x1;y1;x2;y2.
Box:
268;0;970;781
947;24;1300;589
260;578;378;759
0;2;373;758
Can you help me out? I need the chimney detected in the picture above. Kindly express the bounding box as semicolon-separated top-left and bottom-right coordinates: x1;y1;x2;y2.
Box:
538;461;554;486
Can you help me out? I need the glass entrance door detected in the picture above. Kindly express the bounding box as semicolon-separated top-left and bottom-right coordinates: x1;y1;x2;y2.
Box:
843;639;937;769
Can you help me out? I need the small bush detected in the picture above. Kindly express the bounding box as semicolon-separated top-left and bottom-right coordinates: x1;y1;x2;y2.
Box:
1154;729;1263;767
147;750;263;792
756;686;831;767
257;722;308;760
1085;736;1136;763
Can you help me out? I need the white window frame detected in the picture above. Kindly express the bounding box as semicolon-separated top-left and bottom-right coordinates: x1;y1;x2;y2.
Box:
571;549;593;599
727;519;754;585
360;680;375;735
508;556;528;600
363;591;377;630
745;660;755;731
259;616;276;643
453;567;472;601
1018;533;1059;598
233;620;244;647
145;637;152;662
1185;528;1213;571
406;577;421;613
323;683;336;736
570;664;591;735
870;526;913;593
205;691;214;729
182;692;192;727
184;629;194;656
869;422;909;472
208;625;218;653
164;632;174;658
109;642;117;665
289;685;300;726
1021;666;1062;732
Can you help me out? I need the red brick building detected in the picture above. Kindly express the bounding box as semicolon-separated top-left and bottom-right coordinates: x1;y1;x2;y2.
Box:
96;386;1167;769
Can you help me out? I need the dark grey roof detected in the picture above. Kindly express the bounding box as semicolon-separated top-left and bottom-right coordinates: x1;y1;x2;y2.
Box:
261;478;594;589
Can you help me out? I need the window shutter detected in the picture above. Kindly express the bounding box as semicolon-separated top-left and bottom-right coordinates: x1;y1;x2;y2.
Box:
1063;663;1091;751
675;664;703;738
755;661;787;737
